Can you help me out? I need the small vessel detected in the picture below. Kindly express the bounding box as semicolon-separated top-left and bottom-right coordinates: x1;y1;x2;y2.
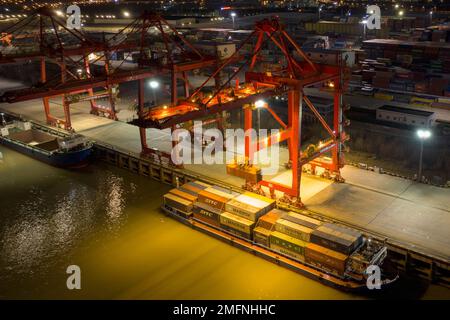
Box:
162;181;398;292
0;114;92;168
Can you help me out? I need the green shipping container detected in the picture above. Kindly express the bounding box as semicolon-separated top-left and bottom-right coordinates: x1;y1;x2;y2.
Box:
269;231;307;258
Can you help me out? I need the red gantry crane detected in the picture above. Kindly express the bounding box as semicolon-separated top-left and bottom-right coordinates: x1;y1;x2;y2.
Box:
134;17;350;206
0;10;217;133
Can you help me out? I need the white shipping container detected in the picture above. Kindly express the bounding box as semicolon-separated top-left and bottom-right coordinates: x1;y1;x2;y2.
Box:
225;198;263;222
220;212;255;234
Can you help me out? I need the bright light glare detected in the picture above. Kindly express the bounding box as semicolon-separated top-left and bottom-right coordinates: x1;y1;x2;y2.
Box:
55;10;63;17
123;11;130;18
417;129;431;139
149;80;159;89
255;100;265;108
231;12;236;17
398;10;404;16
361;20;367;24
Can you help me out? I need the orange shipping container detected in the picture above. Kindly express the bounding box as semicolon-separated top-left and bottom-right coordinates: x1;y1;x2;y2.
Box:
256;208;285;230
169;188;197;202
197;187;236;211
305;243;348;275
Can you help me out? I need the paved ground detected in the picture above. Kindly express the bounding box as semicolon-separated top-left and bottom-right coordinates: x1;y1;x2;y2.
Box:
1;97;449;260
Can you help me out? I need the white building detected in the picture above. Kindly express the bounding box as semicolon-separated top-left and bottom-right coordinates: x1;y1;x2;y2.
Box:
376;105;435;127
195;41;236;60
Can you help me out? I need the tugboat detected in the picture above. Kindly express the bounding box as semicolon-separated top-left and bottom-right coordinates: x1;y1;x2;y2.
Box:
0;113;92;168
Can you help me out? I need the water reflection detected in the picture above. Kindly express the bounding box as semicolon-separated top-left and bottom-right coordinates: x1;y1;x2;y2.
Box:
0;146;137;296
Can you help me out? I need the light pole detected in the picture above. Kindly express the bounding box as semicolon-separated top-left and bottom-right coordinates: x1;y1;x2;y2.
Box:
255;100;265;135
429;11;433;26
149;80;159;105
231;12;236;29
0;112;5;126
361;20;367;40
318;6;322;21
417;129;431;182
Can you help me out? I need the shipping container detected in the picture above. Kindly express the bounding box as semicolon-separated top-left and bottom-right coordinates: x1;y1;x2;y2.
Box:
275;219;313;242
182;181;211;195
163;193;193;216
169;188;197;203
198;187;236;210
305;243;348;275
310;223;363;255
269;231;307;261
226;193;273;221
284;212;322;230
253;227;272;247
243;192;276;209
192;201;223;227
178;186;199;197
220;212;255;236
225;198;263;222
270;243;305;261
256;208;286;230
221;224;252;240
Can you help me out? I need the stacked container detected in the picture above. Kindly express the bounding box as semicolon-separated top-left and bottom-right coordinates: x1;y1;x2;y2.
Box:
253;208;285;247
163;180;211;217
310;223;363;255
194;186;238;227
220;192;275;240
163;183;366;277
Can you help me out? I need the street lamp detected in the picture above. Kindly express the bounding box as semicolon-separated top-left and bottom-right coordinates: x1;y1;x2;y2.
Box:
429;11;433;26
318;6;323;21
255;100;265;134
398;10;404;17
417;129;431;182
231;12;236;29
149;80;159;105
123;11;130;18
361;20;367;40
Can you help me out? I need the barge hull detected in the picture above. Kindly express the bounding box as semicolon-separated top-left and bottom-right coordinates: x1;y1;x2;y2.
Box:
0;138;92;168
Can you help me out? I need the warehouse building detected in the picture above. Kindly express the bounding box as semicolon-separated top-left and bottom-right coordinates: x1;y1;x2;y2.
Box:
376;105;435;127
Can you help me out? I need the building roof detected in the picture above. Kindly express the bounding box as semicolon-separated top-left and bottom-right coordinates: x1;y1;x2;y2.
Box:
363;39;450;50
378;105;434;117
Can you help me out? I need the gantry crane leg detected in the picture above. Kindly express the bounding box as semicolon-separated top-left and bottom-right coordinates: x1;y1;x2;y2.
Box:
288;89;302;205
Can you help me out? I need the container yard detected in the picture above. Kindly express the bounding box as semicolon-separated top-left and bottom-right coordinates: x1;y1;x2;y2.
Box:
0;0;449;306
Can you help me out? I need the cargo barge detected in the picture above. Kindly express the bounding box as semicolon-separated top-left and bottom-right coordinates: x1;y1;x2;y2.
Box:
161;181;398;292
0;115;92;168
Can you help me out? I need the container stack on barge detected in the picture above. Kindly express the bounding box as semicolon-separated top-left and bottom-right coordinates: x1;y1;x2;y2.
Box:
162;181;393;291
